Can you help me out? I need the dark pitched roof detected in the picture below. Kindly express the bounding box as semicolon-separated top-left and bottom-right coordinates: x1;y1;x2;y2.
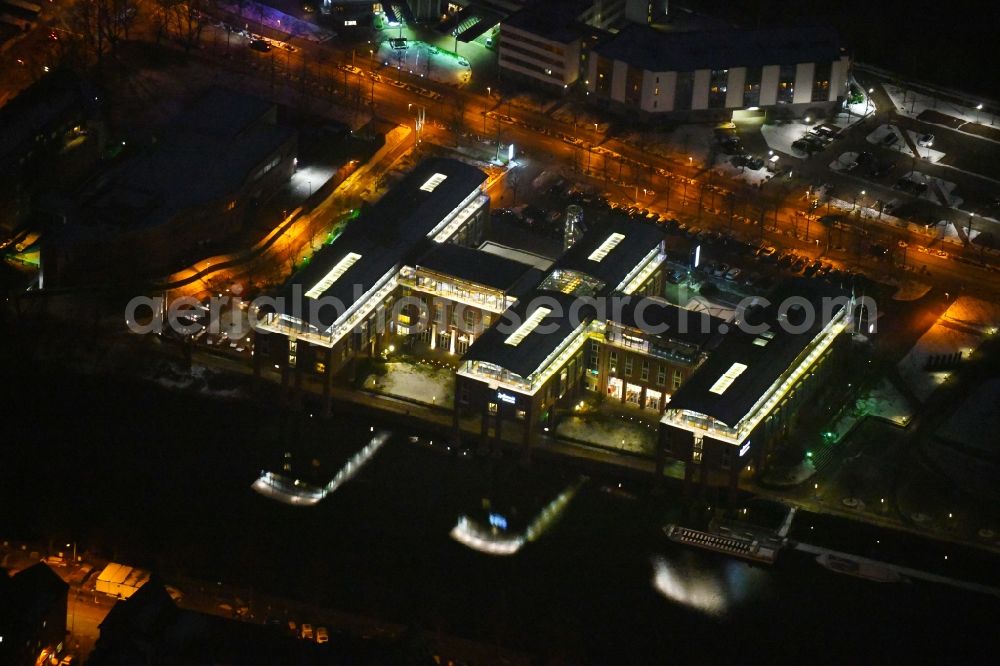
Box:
10;562;68;598
614;296;726;348
595;24;844;72
666;279;849;427
415;243;536;293
544;220;664;294
276;158;487;328
2;563;68;624
463;291;593;379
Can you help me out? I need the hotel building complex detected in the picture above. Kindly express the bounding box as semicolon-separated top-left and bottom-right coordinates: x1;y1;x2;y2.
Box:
256;158;852;492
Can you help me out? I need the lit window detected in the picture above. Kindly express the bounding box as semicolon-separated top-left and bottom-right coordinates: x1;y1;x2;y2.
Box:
588;233;625;262
305;252;362;299
708;362;748;395
505;307;551;346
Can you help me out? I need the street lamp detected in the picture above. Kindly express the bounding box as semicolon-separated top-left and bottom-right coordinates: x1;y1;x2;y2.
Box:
976;103;983;123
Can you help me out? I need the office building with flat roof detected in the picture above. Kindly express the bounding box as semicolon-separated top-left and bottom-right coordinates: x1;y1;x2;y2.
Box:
658;279;852;497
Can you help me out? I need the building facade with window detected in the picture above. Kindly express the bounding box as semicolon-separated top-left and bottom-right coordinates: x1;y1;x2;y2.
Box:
657;279;852;499
586;24;850;120
395;242;542;357
587;297;725;413
498;0;590;91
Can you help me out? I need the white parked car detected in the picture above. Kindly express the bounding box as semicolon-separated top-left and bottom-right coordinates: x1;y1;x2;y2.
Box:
724;267;743;281
917;133;934;147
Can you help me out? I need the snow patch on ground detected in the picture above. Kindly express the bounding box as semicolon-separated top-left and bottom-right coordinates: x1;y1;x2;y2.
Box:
905;130;946;163
829;151;859;173
760;120;809;156
365;361;454;407
713;156;772;186
884;83;990;125
899;170;964;208
865;124;907;153
556;414;656;456
897;297;1000;403
376;41;470;87
864;378;915;427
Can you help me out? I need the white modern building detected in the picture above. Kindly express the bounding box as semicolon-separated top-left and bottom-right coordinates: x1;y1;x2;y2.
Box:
587;24;850;119
497;0;665;90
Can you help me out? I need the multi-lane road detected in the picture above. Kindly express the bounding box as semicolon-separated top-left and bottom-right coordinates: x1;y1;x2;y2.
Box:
6;0;1000;296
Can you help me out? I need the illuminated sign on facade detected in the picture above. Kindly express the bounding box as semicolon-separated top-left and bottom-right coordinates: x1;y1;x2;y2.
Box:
739;442;750;457
497;391;517;404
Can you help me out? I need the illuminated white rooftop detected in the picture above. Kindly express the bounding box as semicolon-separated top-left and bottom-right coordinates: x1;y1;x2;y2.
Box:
505;307;551;347
305;252;362;299
708;362;748;395
587;233;625;262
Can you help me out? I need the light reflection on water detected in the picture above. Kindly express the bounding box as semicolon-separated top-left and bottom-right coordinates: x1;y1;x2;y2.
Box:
651;554;769;616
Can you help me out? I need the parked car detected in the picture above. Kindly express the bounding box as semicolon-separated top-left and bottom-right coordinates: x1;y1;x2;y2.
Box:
791;257;808;273
720;135;743;154
724;267;742;281
882;132;899;146
917;133;934;147
248;39;271;52
711;262;729;278
666;269;686;284
856;151;875;165
757;245;778;261
791;138;815;154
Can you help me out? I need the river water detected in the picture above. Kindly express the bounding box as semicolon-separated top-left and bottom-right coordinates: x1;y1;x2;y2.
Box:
1;365;998;662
